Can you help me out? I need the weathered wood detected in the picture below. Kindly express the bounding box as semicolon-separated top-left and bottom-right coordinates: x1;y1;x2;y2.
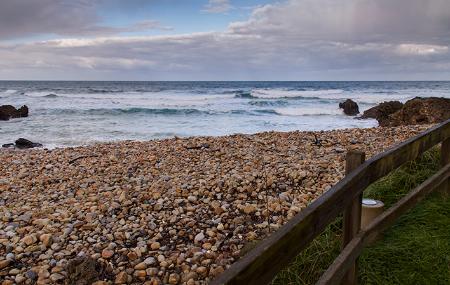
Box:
211;119;450;285
341;151;365;285
442;138;450;167
317;163;450;285
441;138;450;194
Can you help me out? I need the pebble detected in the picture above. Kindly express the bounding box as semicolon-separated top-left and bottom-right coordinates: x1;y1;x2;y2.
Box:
194;232;205;243
101;249;114;259
168;273;180;284
0;125;431;284
114;271;128;284
150;242;160;250
0;260;11;270
39;233;52;247
144;257;156;266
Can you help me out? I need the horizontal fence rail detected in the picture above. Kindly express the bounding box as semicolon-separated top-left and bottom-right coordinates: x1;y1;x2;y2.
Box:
211;119;450;285
317;163;450;285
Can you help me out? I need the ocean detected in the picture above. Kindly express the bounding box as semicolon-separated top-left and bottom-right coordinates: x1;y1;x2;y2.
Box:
1;81;449;148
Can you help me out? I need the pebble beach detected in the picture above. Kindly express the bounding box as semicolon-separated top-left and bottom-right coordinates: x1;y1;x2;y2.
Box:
0;125;432;284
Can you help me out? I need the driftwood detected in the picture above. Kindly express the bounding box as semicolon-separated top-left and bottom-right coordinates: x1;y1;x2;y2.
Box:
69;155;99;164
186;143;210;150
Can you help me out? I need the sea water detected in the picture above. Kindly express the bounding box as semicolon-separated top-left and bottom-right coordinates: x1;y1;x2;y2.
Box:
0;81;449;148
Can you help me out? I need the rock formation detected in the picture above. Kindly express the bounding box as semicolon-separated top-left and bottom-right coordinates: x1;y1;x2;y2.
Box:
339;99;359;116
0;105;29;121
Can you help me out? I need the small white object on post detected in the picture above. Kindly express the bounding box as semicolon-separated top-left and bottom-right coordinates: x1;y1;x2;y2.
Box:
361;199;384;229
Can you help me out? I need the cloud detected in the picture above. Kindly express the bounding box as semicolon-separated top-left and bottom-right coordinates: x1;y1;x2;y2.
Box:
395;44;449;56
203;0;233;14
0;0;450;80
0;0;168;40
228;0;450;44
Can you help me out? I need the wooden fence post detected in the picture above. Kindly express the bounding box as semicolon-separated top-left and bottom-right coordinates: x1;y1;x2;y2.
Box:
342;151;366;285
441;138;450;194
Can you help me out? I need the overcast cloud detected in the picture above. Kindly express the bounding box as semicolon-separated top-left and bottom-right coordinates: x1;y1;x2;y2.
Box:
0;0;449;80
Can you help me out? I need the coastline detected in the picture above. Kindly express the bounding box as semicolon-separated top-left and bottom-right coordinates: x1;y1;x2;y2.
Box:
0;125;433;284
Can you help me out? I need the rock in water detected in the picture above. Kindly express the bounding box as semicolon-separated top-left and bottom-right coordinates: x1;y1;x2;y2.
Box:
381;97;450;127
14;138;43;149
339;99;359;116
360;101;403;122
0;105;29;121
2;143;15;148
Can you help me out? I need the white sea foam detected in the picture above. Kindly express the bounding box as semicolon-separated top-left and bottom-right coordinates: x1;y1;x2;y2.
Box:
274;107;343;116
249;88;419;104
0;89;18;96
250;89;344;99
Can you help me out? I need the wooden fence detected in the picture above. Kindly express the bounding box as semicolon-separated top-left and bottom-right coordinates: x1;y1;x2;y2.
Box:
211;119;450;285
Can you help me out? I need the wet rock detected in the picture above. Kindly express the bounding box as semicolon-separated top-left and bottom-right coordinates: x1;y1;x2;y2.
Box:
360;101;403;122
339;99;359;116
9;138;43;149
0;105;28;121
381;97;450;127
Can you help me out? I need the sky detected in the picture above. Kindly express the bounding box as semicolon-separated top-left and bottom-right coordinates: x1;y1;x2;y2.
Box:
0;0;450;81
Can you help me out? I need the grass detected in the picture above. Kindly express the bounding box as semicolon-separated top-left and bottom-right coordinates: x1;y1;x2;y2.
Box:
273;149;450;285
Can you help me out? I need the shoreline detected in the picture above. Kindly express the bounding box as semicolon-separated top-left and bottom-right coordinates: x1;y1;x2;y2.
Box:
0;125;433;284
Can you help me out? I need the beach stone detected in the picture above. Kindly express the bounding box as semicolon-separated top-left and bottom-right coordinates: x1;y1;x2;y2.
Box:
134;270;147;278
134;262;146;270
25;270;38;280
102;248;114;259
22;234;37;245
127;251;138;261
150;242;160;250
210;266;225;277
243;204;256;214
6;253;15;261
194;232;205;243
40;234;53;247
15;275;26;283
115;272;128;284
50;273;65;282
0;259;10;270
17;212;32;223
144;257;156;266
168;273;180;284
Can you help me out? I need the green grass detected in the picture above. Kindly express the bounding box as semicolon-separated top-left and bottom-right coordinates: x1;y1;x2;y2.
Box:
273;149;450;285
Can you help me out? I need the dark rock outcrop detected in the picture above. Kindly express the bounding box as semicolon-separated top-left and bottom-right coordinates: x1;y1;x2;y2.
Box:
1;138;43;149
0;105;28;121
360;101;404;122
339;99;359;116
15;138;43;149
0;105;28;120
381;97;450;127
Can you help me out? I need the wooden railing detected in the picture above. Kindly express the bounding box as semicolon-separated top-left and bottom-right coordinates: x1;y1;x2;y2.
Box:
211;119;450;285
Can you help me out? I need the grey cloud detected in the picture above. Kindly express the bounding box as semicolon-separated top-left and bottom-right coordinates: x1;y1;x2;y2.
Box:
0;0;169;40
1;0;450;80
228;0;450;44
